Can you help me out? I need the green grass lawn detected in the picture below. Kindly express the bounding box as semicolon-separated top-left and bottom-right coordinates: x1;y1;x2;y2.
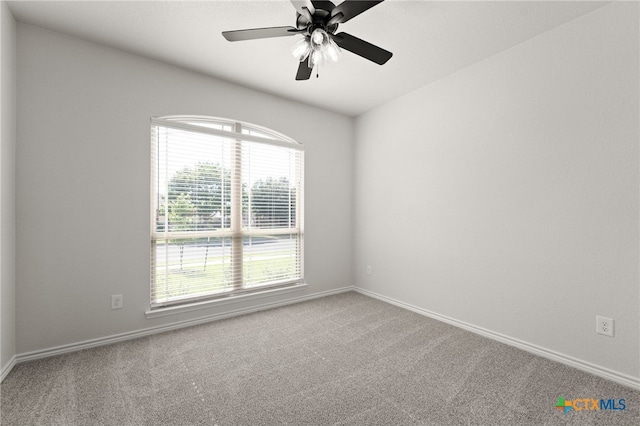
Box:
153;249;299;302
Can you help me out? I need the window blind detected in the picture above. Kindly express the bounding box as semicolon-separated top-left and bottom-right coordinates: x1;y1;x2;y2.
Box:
150;117;304;308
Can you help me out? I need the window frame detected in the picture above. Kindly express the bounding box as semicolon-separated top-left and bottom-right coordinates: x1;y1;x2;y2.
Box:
149;116;304;310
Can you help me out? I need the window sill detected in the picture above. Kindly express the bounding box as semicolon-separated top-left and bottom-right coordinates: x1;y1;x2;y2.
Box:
145;282;308;319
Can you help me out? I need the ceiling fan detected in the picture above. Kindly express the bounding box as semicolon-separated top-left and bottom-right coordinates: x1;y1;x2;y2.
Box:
222;0;393;80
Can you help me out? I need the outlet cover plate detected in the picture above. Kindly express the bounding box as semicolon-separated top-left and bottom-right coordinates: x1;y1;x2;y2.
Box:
596;315;614;337
111;294;123;310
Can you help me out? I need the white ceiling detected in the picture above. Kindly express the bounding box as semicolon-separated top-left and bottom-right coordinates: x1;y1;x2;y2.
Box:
7;0;610;117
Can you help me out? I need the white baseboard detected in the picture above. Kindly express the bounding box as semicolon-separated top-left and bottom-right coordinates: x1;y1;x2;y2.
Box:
1;355;16;383
13;286;356;365
12;285;636;392
354;287;640;391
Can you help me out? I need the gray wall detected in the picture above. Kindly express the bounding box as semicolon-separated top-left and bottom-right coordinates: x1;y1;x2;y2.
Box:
354;3;639;378
1;0;17;376
15;24;354;354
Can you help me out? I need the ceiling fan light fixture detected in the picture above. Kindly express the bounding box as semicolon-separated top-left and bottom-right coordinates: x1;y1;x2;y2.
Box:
295;28;341;67
310;28;329;50
291;36;311;62
325;37;341;62
309;49;324;68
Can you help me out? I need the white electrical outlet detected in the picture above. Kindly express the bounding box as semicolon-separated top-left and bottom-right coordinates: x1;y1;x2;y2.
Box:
111;294;123;310
366;265;372;275
596;315;614;337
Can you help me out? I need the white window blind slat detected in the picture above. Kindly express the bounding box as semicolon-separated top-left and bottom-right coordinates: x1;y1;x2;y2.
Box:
150;117;304;308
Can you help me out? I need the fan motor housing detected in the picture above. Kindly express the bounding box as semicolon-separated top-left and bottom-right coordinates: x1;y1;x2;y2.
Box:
295;1;339;34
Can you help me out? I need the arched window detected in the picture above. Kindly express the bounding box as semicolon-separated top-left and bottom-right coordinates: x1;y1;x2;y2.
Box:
150;116;304;308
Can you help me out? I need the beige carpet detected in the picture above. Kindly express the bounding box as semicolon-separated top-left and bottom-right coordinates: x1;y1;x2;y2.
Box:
1;292;638;425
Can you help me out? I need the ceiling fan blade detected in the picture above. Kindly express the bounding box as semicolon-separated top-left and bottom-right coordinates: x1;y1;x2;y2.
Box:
330;0;384;24
331;32;392;65
290;0;315;23
295;61;313;80
222;26;301;42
